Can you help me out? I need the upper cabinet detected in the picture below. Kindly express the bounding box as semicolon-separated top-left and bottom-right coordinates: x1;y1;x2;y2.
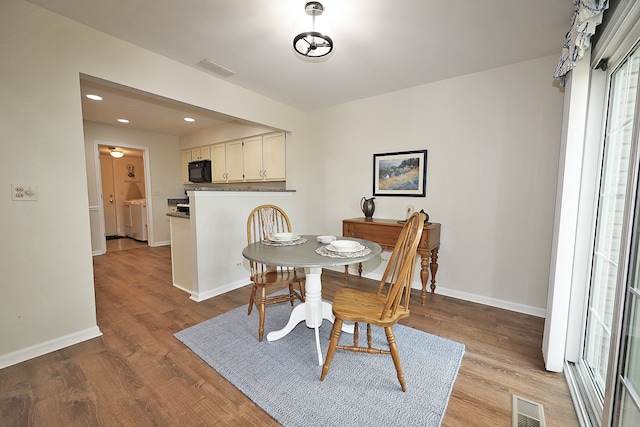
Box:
212;139;243;182
181;146;211;184
182;132;286;184
243;133;285;181
191;146;210;161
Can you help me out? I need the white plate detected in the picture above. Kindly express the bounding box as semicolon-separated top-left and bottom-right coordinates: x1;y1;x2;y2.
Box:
330;239;360;250
270;233;300;242
326;244;365;253
317;235;336;244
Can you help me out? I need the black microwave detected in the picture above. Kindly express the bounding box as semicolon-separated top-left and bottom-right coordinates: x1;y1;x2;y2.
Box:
188;160;212;183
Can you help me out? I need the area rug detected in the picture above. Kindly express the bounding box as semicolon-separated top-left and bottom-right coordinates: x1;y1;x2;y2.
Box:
175;300;465;427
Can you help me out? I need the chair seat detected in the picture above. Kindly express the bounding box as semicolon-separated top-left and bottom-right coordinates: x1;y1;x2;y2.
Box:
332;288;410;327
252;268;305;286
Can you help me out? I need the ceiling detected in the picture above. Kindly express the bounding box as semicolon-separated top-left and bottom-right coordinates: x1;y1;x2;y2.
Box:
29;0;574;135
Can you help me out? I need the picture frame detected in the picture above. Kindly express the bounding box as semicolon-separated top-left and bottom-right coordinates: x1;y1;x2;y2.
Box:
373;149;427;197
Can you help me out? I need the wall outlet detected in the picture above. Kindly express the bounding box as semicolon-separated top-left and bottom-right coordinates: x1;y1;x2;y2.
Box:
12;184;38;201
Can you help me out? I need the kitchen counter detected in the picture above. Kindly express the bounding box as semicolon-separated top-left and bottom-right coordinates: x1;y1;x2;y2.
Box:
168;198;188;206
168;188;297;302
167;211;189;219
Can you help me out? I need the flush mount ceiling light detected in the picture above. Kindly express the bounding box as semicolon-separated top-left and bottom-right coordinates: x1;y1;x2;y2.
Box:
293;1;333;58
109;147;124;158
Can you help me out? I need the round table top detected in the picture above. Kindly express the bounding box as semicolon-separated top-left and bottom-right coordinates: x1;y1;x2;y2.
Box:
242;235;382;268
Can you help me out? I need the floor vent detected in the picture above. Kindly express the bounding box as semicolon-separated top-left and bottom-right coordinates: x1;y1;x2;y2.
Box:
512;394;546;427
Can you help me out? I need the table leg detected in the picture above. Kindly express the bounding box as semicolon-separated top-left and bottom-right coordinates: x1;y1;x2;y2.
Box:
420;254;429;306
266;267;352;366
430;246;439;294
344;265;349;283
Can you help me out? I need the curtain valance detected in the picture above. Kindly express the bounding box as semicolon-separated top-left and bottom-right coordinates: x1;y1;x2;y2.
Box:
554;0;609;85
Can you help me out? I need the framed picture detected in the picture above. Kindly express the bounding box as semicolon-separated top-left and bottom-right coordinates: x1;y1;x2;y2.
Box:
373;149;427;197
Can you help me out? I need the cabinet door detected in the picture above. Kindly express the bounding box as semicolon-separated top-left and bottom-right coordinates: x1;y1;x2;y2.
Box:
181;150;192;184
263;132;286;180
210;144;226;182
226;140;244;181
191;146;210;161
243;136;264;181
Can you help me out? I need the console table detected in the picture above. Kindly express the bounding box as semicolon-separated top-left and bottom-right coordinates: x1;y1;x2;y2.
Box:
342;217;441;305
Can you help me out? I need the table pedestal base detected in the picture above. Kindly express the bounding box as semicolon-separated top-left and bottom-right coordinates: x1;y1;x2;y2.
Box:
266;267;353;365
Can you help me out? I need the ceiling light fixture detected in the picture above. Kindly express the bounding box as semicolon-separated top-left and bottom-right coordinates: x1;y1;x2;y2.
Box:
184;117;195;122
117;118;129;123
86;94;102;101
109;147;124;158
293;2;333;58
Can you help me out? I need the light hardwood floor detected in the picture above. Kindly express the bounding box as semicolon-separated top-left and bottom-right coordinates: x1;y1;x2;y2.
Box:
0;246;578;426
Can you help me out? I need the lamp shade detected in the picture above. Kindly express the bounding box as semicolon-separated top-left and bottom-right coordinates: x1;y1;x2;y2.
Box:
294;1;333;58
110;149;124;158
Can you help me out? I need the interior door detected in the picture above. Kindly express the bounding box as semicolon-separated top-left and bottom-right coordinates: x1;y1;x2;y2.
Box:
100;155;118;237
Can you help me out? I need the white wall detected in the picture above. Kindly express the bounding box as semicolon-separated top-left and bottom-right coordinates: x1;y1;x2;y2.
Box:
83;121;184;249
308;55;564;315
0;0;308;368
0;0;564;368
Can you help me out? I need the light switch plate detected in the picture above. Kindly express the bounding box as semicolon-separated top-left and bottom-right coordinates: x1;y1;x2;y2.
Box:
12;184;38;201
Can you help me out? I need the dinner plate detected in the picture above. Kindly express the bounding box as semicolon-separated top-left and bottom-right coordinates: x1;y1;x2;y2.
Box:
326;244;365;253
270;234;300;242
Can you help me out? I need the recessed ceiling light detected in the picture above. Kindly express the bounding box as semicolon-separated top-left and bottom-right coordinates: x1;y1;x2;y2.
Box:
86;94;102;101
117;118;129;123
184;117;195;122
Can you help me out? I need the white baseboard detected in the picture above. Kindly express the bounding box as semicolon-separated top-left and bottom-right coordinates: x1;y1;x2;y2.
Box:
190;278;249;302
0;326;102;369
153;240;171;247
331;267;546;318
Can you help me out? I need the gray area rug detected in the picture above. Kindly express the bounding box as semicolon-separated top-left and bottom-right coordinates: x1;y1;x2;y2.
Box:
175;299;465;427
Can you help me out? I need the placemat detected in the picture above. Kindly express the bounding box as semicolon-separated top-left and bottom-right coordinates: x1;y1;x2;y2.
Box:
261;237;308;246
315;245;371;258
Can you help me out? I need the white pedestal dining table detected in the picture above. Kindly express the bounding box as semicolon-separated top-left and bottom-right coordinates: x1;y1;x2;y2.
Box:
242;235;382;365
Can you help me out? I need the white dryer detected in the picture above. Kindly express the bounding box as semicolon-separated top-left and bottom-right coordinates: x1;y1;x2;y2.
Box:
123;199;147;241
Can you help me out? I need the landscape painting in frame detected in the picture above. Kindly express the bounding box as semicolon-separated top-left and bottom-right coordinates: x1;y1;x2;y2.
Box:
373;150;427;197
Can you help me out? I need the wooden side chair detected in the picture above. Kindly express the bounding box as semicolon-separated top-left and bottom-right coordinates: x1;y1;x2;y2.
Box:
320;212;425;391
246;204;305;341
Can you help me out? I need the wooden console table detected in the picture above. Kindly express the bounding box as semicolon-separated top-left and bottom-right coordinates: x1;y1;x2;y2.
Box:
342;217;441;305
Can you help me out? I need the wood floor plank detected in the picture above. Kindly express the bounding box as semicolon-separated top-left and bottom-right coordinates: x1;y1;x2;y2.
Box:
0;245;577;426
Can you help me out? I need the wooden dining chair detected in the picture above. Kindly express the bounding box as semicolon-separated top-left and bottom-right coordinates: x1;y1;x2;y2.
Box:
246;204;305;341
320;212;425;391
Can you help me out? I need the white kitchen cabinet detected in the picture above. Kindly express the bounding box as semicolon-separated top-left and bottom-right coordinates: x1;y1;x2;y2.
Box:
243;132;286;181
242;136;264;181
262;132;286;181
191;146;210;161
169;215;193;294
210;140;243;182
210;143;226;182
226;140;244;181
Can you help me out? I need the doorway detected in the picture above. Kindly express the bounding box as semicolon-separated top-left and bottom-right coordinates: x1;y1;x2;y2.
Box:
94;142;153;254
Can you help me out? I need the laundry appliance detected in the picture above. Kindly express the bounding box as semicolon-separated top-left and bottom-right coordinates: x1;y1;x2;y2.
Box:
123;199;147;241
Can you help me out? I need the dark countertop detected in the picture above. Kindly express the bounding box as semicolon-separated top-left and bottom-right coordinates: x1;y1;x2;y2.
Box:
167;212;190;219
168;198;188;206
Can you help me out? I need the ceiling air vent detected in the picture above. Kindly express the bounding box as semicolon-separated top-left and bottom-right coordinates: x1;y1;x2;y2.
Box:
512;394;546;427
196;59;235;78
